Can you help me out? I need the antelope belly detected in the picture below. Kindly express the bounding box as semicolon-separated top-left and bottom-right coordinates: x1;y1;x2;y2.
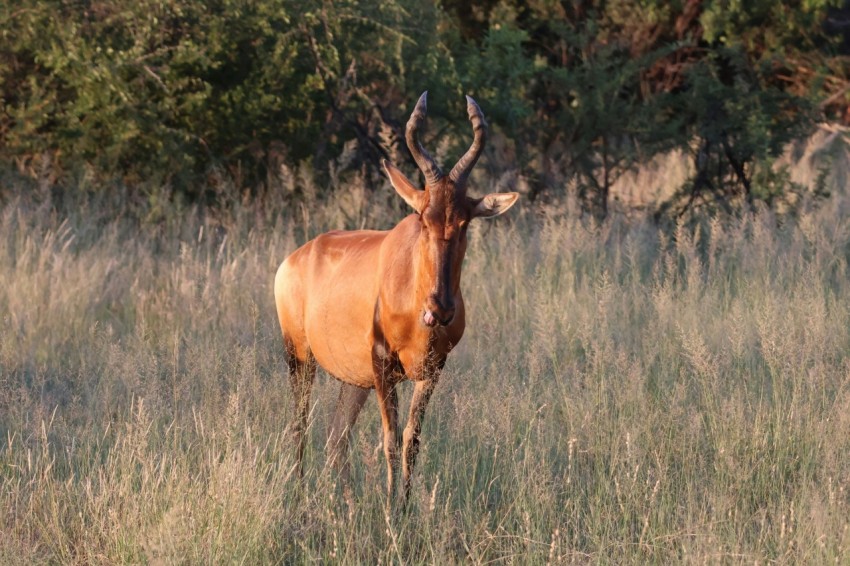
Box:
305;294;375;387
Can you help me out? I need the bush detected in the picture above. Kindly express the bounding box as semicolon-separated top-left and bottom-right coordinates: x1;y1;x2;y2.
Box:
1;0;846;215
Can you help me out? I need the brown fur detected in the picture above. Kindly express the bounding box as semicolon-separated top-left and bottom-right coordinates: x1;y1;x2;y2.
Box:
274;95;518;509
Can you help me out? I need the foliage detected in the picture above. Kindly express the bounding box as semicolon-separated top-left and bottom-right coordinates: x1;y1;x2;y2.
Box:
4;1;302;192
656;45;819;216
468;0;842;217
0;0;847;215
0;0;456;197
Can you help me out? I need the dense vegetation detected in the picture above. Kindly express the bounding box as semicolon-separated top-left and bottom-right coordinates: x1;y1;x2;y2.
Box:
2;0;849;216
4;3;850;562
3;171;850;562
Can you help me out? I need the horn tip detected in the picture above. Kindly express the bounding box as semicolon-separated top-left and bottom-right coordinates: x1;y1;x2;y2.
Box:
464;95;486;122
415;91;428;112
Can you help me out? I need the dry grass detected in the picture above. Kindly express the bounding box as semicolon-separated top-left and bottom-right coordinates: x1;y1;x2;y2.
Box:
2;149;850;563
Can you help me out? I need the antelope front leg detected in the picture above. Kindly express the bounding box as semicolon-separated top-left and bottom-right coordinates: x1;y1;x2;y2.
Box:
402;378;437;504
374;379;400;510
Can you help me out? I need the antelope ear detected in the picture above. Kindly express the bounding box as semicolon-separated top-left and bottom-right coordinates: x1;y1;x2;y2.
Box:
383;159;426;213
471;192;519;219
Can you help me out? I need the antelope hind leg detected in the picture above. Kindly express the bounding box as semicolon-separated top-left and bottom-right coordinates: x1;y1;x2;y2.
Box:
286;342;316;475
326;382;370;483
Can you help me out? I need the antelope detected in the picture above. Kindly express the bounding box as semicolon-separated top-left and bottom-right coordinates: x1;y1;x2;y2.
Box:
274;92;518;508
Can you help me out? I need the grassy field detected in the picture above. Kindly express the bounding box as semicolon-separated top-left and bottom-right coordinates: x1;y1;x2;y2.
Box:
2;168;850;563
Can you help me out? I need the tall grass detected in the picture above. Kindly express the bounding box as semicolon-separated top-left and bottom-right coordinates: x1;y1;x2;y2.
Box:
2;170;850;563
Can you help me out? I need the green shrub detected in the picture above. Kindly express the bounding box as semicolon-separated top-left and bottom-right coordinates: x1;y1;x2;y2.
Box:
1;0;845;215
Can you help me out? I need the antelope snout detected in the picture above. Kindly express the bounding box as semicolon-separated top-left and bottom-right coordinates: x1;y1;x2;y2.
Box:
424;296;455;327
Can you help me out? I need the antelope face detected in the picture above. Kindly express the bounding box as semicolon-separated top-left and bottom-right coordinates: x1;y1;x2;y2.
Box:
415;181;520;327
418;183;469;327
383;92;519;328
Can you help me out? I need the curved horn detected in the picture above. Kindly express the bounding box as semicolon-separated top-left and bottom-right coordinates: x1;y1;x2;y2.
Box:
405;91;443;188
449;95;488;189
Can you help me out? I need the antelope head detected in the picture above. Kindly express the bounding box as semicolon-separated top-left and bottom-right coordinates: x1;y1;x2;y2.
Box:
383;92;519;328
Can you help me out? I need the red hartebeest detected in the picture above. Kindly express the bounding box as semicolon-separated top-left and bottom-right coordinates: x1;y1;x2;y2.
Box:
274;92;518;507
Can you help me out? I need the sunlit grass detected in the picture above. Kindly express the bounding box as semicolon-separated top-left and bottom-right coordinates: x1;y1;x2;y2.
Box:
2;162;850;562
